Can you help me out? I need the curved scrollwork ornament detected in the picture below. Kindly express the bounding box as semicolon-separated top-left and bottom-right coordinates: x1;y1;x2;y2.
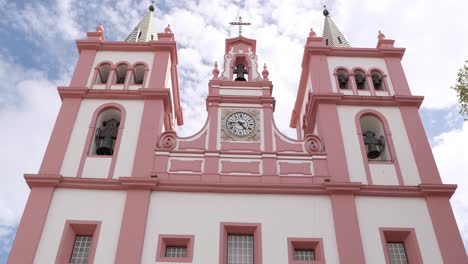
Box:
304;134;325;154
156;131;178;151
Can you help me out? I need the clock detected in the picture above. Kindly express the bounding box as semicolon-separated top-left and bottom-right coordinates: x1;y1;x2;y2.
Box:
226;112;256;137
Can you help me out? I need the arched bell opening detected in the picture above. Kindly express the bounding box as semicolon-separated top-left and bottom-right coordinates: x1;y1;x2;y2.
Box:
114;64;129;84
132;64;146;85
336;69;350;89
360;115;390;161
232;56;250;81
371;70;386;91
354;70;367;90
90;109;122;156
95;63;111;84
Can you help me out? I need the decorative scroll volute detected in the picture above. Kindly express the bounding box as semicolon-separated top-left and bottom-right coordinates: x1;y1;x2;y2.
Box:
156;131;178;150
304;134;325;154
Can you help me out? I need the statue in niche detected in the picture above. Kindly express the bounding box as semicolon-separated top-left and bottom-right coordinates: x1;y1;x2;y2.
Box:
355;73;366;89
95;118;120;155
234;64;248;81
337;72;349;89
372;73;383;90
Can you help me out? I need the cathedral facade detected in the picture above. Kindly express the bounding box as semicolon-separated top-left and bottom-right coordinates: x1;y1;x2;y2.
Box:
8;3;467;264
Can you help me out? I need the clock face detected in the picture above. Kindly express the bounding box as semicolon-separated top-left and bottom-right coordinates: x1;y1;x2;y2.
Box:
226;112;256;137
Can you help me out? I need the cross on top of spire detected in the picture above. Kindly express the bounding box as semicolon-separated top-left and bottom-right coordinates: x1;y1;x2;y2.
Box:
229;16;251;36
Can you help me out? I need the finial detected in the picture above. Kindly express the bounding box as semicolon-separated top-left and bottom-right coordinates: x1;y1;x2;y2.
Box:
96;23;104;33
212;61;220;80
378;30;386;40
149;0;155;12
309;28;316;37
262;63;269;80
323;5;329;16
165;24;172;33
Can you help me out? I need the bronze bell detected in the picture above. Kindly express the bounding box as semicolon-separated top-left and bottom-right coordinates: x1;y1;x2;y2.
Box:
95;119;120;155
372;73;383;89
355;73;366;89
337;72;348;89
363;131;385;159
233;64;248;81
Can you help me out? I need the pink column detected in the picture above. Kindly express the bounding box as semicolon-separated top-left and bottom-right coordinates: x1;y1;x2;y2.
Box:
114;189;152;264
425;195;468;263
69;49;97;87
39;97;82;174
384;57;412;96
399;106;442;184
7;186;55;264
330;193;366;264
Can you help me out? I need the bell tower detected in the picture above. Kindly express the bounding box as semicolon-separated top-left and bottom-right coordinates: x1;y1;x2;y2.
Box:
290;8;467;263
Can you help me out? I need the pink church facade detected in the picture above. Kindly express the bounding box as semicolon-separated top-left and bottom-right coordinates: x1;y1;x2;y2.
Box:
8;5;467;264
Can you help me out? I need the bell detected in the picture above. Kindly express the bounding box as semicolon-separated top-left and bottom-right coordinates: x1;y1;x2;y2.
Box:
95;119;120;156
366;144;381;159
355;73;366;89
372;73;383;89
233;64;248;81
363;131;385;159
337;73;348;89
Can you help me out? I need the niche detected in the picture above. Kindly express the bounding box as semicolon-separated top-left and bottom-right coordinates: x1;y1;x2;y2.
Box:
371;71;385;91
115;64;128;84
94;63;111;84
90;109;121;156
360;115;390;161
354;70;367;90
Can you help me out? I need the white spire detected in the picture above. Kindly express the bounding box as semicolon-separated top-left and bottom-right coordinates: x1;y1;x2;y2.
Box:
125;1;158;42
322;7;351;48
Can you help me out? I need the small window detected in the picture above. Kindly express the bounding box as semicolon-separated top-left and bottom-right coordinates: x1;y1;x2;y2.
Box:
95;63;111;84
371;71;385;91
156;235;194;262
288;238;324;264
228;234;254;264
387;242;408;264
354;70;367;90
70;235;93;264
132;64;146;85
115;64;128;84
336;69;349;89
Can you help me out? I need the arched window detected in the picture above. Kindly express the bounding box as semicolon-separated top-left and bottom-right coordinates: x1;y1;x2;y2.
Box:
336;69;350;89
371;70;386;91
132;64;146;85
95;63;111;84
354;70;367;90
90;108;121;155
360;115;390;161
114;64;128;84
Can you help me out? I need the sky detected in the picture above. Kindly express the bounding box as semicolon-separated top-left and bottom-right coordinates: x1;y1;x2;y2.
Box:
0;0;467;261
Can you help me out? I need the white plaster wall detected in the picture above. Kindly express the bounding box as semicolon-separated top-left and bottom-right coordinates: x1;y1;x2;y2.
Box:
337;105;421;185
34;189;126;264
219;89;263;96
355;197;443;264
369;163;398;185
86;51;154;88
81;157;112;178
142;192;340;264
60;99;144;178
327;57;396;95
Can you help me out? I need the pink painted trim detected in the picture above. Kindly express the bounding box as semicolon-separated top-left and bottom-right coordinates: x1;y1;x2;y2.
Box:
379;228;423;264
39;98;82;174
70;49;97;87
114;189;151;264
55;220;101;264
7;186;57;264
384;57;411;95
425;196;468;263
354;109;404;185
156;234;195;262
330;194;366;264
76;103;126;179
287;238;325;264
399;106;442;184
219;222;262;264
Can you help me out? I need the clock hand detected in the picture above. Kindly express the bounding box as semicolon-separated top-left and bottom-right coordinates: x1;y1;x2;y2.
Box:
237;121;247;129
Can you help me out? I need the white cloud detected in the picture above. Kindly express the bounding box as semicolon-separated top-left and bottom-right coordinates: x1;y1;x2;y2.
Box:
432;122;468;250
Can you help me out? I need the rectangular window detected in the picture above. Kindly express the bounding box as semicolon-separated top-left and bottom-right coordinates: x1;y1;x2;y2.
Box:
156;234;194;262
387;242;408;264
294;248;315;261
70;235;93;264
227;234;254;264
380;228;423;264
219;223;262;264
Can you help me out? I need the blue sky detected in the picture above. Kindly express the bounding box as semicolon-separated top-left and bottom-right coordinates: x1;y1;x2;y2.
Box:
0;0;467;261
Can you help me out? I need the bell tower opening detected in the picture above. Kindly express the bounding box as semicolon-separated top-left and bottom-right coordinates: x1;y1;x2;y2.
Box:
233;56;249;81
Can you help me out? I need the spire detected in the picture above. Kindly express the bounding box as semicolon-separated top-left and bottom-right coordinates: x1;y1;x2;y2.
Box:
322;7;351;48
125;1;157;42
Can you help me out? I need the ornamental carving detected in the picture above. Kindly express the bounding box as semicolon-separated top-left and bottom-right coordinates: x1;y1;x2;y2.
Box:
304;134;325;154
156;131;178;150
